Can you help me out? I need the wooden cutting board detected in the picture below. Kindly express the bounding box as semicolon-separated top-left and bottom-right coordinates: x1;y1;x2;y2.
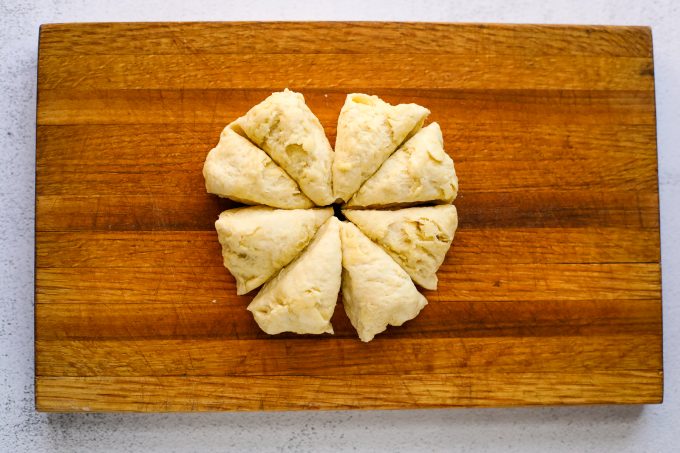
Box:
35;22;663;411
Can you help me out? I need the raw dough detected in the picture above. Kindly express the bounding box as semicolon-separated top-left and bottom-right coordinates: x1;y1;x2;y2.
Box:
340;221;428;342
343;205;458;290
203;90;459;341
248;217;342;335
332;93;429;202
347;122;458;208
240;89;335;206
215;206;332;295
202;120;313;209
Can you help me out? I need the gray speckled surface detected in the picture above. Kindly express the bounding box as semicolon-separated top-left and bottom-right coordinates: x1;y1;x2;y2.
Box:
1;0;678;451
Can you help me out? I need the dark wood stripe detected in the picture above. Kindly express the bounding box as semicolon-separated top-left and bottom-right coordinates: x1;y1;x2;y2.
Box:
39;23;652;57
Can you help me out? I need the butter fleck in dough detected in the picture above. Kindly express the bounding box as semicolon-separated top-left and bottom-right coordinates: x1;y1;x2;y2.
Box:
240;89;335;206
202;120;314;209
248;217;342;335
347;123;458;208
333;93;430;202
344;205;458;290
340;222;427;342
215;206;332;295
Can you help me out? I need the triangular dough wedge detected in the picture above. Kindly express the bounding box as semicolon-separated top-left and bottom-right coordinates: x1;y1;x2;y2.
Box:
247;217;342;335
333;93;430;202
347;123;458;208
215;206;333;295
343;205;458;290
240;89;335;206
203;120;313;209
340;222;428;342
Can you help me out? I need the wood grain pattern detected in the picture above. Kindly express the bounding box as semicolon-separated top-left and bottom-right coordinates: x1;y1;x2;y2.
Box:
35;120;659;197
35;190;660;231
37;23;652;56
35;263;660;305
35;299;661;340
38;54;653;91
35;229;660;266
35;22;662;412
36;335;660;376
37;89;656;125
36;370;662;412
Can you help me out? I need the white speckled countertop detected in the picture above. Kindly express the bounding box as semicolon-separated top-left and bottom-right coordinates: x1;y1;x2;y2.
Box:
1;0;677;451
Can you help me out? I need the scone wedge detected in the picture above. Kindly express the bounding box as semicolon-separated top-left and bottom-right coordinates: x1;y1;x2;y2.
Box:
340;221;428;342
347;122;458;208
344;205;458;290
203;120;314;209
247;217;342;335
240;89;335;206
215;206;333;295
333;93;430;202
